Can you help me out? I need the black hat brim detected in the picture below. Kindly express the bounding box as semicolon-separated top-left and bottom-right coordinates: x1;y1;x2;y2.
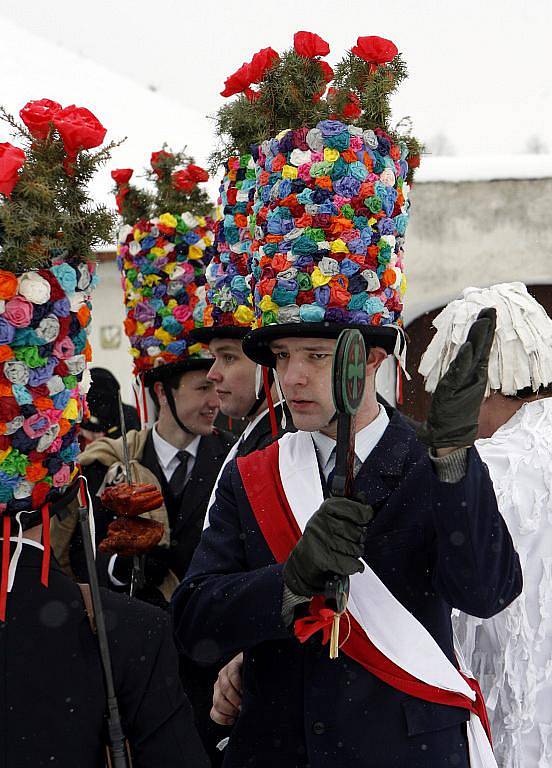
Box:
191;326;249;344
142;357;213;387
242;323;400;367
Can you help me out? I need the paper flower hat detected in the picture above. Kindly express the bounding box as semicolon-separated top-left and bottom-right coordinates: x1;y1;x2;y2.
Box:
192;153;257;343
113;149;217;386
210;33;421;368
0;97;114;617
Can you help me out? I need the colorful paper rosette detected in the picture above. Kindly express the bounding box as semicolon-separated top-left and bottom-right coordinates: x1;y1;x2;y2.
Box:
117;211;217;375
249;120;410;343
0;260;96;515
197;155;256;336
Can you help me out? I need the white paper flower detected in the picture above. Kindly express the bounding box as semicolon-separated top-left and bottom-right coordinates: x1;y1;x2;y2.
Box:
65;355;86;375
182;212;198;229
18;272;51;305
47;375;65;395
37;423;60;452
363;130;378;149
14;480;33;499
4;360;29;385
118;224;133;244
278;305;301;323
319;257;340;276
129;240;141;257
80;367;92;395
77;264;92;291
361;270;381;292
289;148;312;167
36;315;60;343
306;128;323;152
5;416;24;435
380;168;396;188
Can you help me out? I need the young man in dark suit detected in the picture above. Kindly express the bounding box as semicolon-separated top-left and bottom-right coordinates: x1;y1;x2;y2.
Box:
173;310;522;768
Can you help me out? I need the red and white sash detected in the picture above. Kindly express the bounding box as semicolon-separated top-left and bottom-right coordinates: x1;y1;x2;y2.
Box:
237;430;497;768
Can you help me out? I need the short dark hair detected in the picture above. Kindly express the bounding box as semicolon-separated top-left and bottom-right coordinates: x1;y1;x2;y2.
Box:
148;371;184;410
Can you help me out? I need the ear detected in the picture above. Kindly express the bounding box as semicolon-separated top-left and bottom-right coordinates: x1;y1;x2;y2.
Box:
153;380;166;405
366;347;387;375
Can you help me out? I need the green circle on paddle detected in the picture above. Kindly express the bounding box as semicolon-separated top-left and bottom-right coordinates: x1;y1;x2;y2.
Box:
332;329;367;415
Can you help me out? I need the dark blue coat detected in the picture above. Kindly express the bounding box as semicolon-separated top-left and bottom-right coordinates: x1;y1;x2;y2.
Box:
172;411;522;768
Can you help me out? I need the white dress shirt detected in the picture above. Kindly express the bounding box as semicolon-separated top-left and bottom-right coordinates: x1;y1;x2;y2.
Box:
311;405;390;481
152;425;200;483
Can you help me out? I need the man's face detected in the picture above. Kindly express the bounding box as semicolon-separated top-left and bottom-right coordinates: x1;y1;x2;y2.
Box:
207;338;257;419
170;369;220;435
270;337;337;432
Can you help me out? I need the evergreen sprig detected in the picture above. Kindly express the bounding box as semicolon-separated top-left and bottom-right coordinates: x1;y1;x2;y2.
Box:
115;146;214;224
211;37;423;177
0;107;117;272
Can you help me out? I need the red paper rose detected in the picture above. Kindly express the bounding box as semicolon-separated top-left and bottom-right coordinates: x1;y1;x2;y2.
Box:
53;105;106;166
186;164;209;183
221;62;252;98
0;142;25;198
111;168;133;186
318;60;334;83
294;31;330;59
342;92;362;120
249;47;280;83
351;36;398;65
151;150;172;168
244;88;261;102
172;170;196;193
19;98;62;140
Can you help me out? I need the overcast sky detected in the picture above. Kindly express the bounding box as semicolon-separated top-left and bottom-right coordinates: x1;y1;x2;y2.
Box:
2;0;551;156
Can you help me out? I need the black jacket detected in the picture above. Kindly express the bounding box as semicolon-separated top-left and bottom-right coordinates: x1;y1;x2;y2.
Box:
0;543;209;768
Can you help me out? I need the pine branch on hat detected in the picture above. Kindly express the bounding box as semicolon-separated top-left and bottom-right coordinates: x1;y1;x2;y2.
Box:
0;102;117;271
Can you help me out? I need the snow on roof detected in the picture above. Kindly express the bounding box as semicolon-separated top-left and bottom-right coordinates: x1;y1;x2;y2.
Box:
0;16;219;211
415;154;552;183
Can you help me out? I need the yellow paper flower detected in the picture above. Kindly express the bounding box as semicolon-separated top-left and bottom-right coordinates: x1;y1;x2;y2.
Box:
159;213;178;229
144;274;162;287
196;216;207;228
282;165;299;180
188;245;204;260
150;247;165;257
330;239;348;254
311;267;332;287
135;321;146;335
154;328;172;345
234;305;254;325
63;399;79;421
167;299;177;310
323;147;340;163
130;348;140;358
0;448;12;464
400;273;407;296
187;342;202;356
259;295;279;313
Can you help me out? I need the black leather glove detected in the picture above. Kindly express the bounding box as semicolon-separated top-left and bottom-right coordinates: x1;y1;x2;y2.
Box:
283;496;374;597
418;308;497;449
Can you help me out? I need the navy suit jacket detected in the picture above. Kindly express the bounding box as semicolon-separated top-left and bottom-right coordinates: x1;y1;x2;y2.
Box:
173;410;522;768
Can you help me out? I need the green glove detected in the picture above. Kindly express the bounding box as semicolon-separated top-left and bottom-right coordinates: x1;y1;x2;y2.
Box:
418;307;497;449
283;496;374;598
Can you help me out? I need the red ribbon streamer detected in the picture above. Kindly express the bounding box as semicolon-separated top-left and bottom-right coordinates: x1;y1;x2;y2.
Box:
41;504;51;588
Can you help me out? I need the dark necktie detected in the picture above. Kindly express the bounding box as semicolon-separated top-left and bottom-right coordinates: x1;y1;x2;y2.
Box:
168;450;190;497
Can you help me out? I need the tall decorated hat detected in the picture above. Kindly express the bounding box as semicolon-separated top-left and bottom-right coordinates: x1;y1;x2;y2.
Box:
0;98;114;616
213;33;421;367
112;148;216;396
193;48;280;344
